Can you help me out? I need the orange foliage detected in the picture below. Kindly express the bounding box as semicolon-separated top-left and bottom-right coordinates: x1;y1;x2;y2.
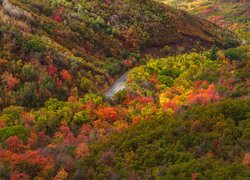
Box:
2;72;20;89
188;84;220;105
150;74;158;85
163;100;178;111
242;152;250;167
96;106;118;122
131;115;141;124
60;70;72;82
54;169;68;180
75;143;89;158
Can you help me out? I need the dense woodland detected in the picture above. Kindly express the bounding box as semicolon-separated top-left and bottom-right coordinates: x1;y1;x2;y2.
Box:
0;0;249;179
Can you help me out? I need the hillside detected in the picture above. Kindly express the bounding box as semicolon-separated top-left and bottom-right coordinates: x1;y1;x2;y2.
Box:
0;0;240;109
0;0;249;179
162;0;250;32
0;45;248;179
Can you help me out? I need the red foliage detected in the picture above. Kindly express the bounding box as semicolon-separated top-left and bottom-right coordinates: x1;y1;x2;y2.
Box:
10;172;30;180
191;172;198;180
0;150;52;177
81;124;92;136
59;124;77;146
77;124;92;143
193;80;208;89
137;97;154;103
28;131;50;149
48;64;57;76
188;84;220;105
53;15;63;23
163;100;178;111
6;136;26;153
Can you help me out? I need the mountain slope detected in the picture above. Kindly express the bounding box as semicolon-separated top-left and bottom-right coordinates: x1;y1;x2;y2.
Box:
162;0;250;31
83;98;250;179
0;0;240;109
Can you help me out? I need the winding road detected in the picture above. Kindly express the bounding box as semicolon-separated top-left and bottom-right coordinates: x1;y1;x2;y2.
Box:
105;72;128;98
104;39;249;98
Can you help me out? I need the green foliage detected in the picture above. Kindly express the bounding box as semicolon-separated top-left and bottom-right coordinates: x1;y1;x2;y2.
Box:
81;93;103;105
225;47;248;61
0;0;248;179
73;111;89;126
0;125;28;142
21;65;39;82
210;47;218;61
184;98;250;125
27;35;46;53
114;90;127;103
158;75;174;87
0;106;24;126
82;98;250;178
160;69;180;79
80;77;92;92
0;0;241;110
18;82;37;107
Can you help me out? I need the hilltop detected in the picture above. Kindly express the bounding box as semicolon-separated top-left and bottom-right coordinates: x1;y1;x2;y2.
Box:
162;0;250;31
0;0;240;109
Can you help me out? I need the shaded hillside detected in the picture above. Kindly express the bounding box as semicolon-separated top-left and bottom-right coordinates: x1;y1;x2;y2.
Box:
0;0;240;109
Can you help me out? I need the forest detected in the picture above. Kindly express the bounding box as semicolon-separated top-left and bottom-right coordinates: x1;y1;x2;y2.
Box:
0;0;249;179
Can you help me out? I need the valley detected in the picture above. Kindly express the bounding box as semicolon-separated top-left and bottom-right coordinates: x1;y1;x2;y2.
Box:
0;0;249;179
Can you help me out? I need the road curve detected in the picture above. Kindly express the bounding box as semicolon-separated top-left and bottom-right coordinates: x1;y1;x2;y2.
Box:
105;72;128;98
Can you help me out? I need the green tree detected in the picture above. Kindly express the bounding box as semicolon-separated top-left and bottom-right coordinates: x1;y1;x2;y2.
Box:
21;65;38;82
18;82;37;107
80;77;92;92
210;46;218;61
